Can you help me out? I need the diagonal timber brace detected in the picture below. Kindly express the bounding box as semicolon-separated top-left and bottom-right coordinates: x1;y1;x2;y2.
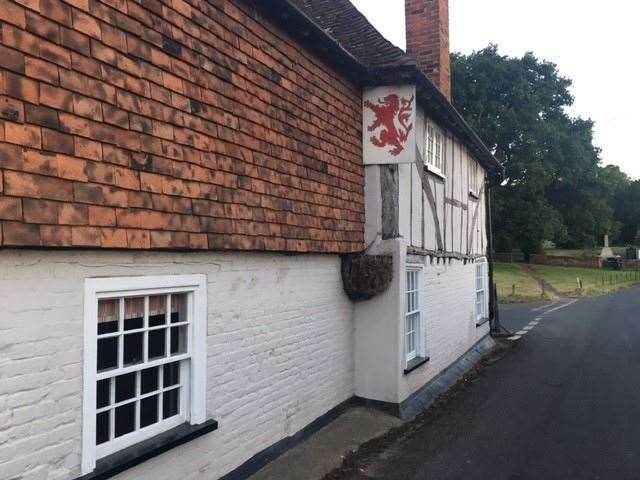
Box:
414;146;444;251
467;182;486;255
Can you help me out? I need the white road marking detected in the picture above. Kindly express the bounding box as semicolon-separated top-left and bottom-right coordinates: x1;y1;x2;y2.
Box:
531;304;555;313
511;299;579;343
542;299;578;316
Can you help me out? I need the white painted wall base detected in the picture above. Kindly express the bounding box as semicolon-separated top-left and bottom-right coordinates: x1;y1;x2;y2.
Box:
353;238;490;407
0;246;490;480
0;250;354;480
400;255;490;402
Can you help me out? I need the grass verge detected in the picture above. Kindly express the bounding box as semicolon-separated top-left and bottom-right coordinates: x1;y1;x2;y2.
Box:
531;264;640;297
494;262;640;302
494;263;551;303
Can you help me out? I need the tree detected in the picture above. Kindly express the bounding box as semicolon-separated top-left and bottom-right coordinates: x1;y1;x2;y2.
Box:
452;45;616;253
614;180;640;244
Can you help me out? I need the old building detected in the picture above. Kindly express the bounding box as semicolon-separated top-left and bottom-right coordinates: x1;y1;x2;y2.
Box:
0;0;501;479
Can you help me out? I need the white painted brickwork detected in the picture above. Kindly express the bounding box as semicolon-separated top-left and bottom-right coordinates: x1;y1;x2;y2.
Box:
0;250;354;480
401;258;489;401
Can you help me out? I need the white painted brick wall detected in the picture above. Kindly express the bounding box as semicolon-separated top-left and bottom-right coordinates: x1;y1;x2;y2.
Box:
400;258;489;400
0;250;354;480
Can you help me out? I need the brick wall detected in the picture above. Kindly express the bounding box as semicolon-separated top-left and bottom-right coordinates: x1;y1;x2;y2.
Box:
405;0;451;98
529;254;602;269
401;258;489;400
0;0;364;253
0;249;354;479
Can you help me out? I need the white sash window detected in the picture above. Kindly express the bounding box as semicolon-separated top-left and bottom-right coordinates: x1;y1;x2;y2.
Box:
424;122;445;175
475;259;489;321
82;275;207;475
405;268;424;363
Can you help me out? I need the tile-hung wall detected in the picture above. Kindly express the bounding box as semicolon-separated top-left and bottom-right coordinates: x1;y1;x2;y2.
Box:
0;0;364;253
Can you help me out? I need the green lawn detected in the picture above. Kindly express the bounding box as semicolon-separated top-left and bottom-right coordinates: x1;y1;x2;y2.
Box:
531;264;640;297
494;263;550;303
494;262;640;303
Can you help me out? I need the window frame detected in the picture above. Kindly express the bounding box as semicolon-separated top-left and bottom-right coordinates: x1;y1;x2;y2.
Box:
424;121;445;178
469;160;482;198
404;266;424;365
82;275;208;475
475;259;489;321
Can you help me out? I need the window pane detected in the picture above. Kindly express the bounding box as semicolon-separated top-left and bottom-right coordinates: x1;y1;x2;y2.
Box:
96;411;110;445
141;367;159;395
140;395;158;428
115;372;136;403
96;378;110;409
123;332;143;366
97;337;118;372
170;326;187;355
115;402;136;438
163;362;180;387
148;295;167;327
163;389;179;419
148;328;166;360
124;297;144;331
170;294;187;323
406;311;420;359
98;299;119;335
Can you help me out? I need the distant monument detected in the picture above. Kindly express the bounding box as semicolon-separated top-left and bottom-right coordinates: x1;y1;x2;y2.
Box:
600;235;614;258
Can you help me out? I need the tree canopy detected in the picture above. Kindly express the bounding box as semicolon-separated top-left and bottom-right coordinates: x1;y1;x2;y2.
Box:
451;45;635;253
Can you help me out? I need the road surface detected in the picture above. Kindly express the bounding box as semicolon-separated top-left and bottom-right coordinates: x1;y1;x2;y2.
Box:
366;287;640;480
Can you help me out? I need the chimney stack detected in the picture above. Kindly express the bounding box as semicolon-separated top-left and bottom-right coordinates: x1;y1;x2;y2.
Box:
405;0;451;99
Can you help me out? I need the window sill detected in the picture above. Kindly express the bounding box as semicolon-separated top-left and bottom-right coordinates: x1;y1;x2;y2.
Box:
423;165;446;181
76;420;218;480
476;317;490;327
404;356;430;375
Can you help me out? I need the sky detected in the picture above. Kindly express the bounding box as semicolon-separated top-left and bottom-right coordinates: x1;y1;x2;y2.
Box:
351;0;640;179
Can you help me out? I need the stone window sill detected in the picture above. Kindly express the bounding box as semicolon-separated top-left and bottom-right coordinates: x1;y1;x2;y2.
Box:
76;420;218;480
424;165;446;181
404;356;430;375
476;317;490;327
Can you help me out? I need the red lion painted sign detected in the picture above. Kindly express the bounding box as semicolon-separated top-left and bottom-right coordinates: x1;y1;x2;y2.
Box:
364;93;414;157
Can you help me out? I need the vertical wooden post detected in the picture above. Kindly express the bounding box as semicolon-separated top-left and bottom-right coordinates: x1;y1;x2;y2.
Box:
380;164;399;240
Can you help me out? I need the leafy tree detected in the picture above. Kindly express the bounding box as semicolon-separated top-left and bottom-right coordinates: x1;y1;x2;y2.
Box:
614;180;640;244
452;45;618;253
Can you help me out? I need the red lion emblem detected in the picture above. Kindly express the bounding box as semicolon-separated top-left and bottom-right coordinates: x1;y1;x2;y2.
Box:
365;94;414;156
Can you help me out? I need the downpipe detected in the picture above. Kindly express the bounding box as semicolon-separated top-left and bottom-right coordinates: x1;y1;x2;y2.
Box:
485;179;512;338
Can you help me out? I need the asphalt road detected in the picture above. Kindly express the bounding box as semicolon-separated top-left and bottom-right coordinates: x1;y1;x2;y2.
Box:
368;287;640;480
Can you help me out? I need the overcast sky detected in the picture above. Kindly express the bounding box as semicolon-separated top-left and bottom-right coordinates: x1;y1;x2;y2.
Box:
351;0;640;179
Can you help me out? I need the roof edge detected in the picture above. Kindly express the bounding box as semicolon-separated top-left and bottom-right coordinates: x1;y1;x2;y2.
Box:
256;0;504;178
366;65;503;176
253;0;368;82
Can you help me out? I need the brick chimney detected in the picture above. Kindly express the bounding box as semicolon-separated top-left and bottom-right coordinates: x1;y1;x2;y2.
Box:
405;0;451;99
